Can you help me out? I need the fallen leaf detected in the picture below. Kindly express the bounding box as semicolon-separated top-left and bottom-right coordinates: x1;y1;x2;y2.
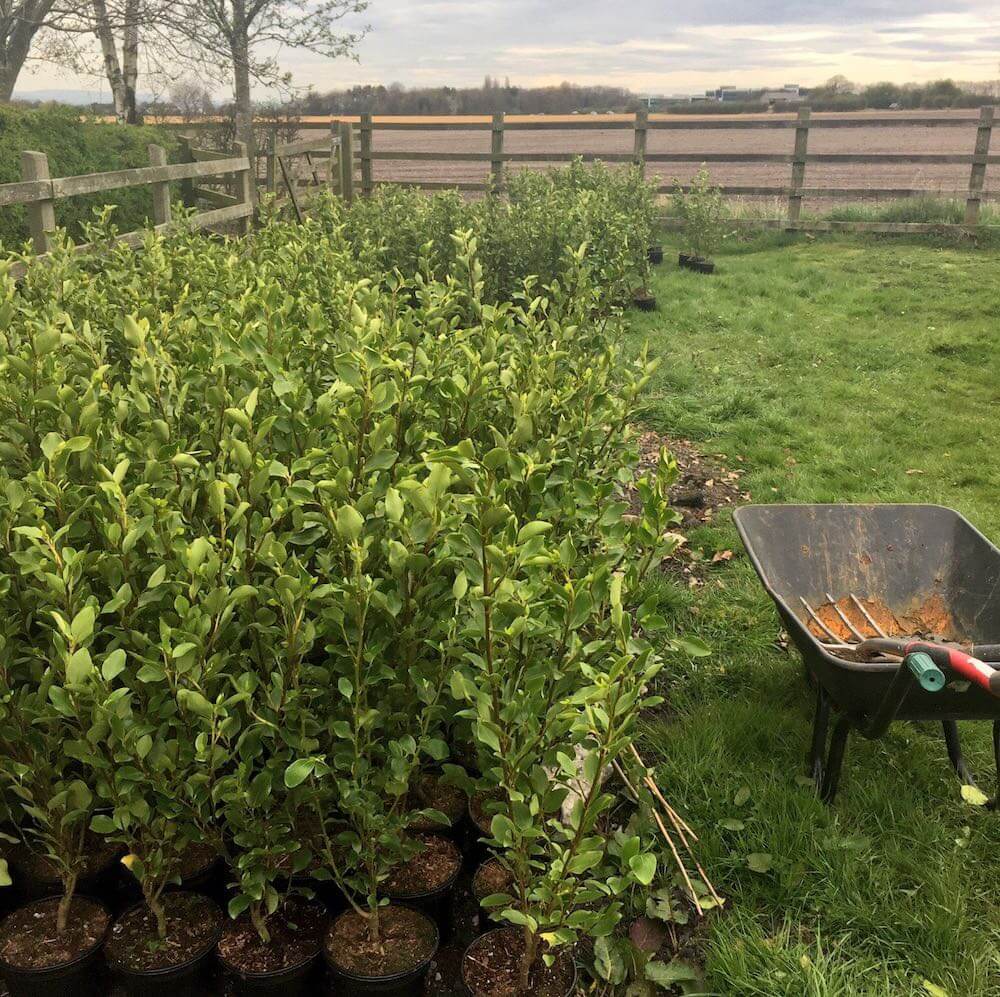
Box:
747;853;773;873
961;784;989;806
906;469;925;475
712;550;734;564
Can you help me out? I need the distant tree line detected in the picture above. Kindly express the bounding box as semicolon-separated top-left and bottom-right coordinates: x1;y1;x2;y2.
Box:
297;78;640;115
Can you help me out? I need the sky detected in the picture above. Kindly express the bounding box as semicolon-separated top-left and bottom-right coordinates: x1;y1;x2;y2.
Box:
14;0;1000;100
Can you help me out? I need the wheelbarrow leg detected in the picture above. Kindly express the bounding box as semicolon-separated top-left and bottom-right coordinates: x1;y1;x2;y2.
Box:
809;687;830;787
942;721;976;786
990;720;1000;811
820;715;852;804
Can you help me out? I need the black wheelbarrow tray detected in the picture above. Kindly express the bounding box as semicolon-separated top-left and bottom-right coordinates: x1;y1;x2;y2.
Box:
733;503;1000;804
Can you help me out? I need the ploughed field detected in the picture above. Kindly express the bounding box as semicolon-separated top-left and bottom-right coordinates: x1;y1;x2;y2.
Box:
290;110;995;208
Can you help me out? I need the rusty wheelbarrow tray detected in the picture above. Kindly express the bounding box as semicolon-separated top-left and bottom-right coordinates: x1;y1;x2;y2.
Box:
734;503;1000;804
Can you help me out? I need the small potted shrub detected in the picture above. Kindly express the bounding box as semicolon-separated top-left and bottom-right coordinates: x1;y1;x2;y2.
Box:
446;459;665;996
288;494;456;993
671;168;728;274
0;602;113;995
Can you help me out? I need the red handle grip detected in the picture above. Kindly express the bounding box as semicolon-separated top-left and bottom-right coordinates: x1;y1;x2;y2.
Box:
905;642;1000;698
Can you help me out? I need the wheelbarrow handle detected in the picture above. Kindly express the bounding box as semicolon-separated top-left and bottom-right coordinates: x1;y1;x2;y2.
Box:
904;641;1000;698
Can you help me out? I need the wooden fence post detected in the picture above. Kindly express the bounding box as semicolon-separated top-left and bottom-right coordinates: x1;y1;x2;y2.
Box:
633;107;648;175
360;112;374;196
233;140;253;234
491;112;505;191
265;131;277;195
177;135;196;209
148;144;171;227
964;105;994;226
787;107;811;224
20;152;55;255
339;121;355;203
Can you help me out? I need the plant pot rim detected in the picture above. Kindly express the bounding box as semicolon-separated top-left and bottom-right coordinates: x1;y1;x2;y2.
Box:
105;892;223;979
0;895;111;977
383;834;463;902
460;926;577;997
217;899;327;983
323;904;439;984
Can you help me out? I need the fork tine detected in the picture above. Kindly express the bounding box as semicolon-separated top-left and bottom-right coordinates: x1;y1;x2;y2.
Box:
850;593;888;638
825;592;867;642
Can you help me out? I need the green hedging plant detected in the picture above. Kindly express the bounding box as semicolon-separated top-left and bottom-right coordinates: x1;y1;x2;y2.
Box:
0;162;682;972
671;168;729;262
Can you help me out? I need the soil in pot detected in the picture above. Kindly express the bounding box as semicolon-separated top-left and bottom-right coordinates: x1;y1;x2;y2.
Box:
324;904;438;994
407;772;468;835
5;836;122;903
105;890;222;992
0;896;110;996
383;835;462;941
471;859;515;906
217;896;327;992
461;927;575;997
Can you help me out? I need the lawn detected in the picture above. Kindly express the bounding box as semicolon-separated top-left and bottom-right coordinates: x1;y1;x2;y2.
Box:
629;235;1000;996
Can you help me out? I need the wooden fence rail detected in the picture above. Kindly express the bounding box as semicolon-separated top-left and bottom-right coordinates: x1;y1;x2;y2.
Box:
1;141;254;277
235;107;997;234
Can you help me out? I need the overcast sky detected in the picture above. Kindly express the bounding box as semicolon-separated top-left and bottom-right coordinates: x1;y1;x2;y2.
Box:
15;0;1000;99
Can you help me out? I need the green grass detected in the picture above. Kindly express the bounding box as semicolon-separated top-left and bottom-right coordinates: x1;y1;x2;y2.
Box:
629;235;1000;996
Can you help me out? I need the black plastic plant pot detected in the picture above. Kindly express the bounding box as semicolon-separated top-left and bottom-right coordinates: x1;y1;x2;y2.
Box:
692;258;715;274
217;898;327;996
105;894;223;996
324;907;439;997
632;292;657;312
0;897;110;997
647;244;664;265
678;252;693;268
384;842;462;943
219;948;320;995
460;927;577;997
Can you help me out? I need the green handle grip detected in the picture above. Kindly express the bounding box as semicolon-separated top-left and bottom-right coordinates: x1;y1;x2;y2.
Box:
905;651;945;693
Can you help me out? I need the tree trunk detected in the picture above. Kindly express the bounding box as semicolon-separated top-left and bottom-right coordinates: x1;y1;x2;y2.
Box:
121;0;139;123
0;0;53;102
229;0;255;181
92;0;127;121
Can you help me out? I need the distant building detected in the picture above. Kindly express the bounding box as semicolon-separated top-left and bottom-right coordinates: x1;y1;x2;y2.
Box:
759;84;802;106
707;86;754;102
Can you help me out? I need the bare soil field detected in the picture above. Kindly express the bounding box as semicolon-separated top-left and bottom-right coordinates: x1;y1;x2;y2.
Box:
279;110;994;209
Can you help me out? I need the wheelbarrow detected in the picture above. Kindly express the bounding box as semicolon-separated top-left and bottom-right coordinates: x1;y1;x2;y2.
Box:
733;504;1000;804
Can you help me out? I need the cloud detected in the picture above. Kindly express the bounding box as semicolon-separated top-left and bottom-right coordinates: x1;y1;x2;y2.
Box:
13;0;1000;99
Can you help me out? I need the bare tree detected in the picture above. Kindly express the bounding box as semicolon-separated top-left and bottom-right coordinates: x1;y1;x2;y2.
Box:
166;0;369;161
1;0;64;100
91;0;139;121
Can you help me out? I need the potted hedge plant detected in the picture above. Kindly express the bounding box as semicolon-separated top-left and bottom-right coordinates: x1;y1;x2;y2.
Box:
671;168;728;274
289;487;458;993
446;453;665;996
0;596;113;994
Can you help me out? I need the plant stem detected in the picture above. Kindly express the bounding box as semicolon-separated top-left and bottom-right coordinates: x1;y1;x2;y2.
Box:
56;870;77;934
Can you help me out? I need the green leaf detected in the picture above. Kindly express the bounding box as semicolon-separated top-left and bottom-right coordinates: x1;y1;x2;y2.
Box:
645;959;699;986
733;785;751;806
187;537;212;572
922;982;950;997
284;759;314;788
452;571;468;599
89;814;116;835
0;859;11;887
70;605;96;643
675;635;711;657
384;487;404;522
336;505;364;542
629;852;657;885
517;521;552;542
746;853;773;873
102;649;127;681
718;818;745;831
178;689;213;718
67;647;94;684
147;565;167;589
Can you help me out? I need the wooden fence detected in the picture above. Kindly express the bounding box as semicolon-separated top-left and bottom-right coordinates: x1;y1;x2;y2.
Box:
0;140;254;278
241;107;997;234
